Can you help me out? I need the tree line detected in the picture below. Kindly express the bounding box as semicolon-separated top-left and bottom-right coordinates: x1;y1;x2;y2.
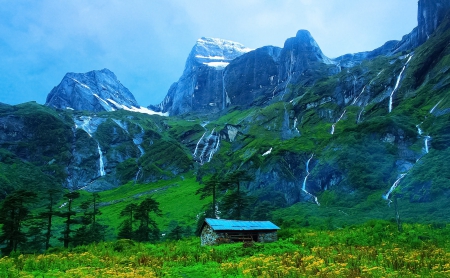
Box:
0;170;276;256
195;170;282;233
0;189;166;256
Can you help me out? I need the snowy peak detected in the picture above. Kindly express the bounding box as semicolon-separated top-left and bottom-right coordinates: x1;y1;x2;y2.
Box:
46;69;140;113
190;37;253;69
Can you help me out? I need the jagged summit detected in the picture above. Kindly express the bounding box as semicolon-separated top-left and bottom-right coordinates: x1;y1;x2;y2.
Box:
190;37;253;69
46;68;138;112
46;69;165;115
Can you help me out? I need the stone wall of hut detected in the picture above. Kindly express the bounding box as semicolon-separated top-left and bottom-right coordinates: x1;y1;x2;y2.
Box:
201;225;226;245
258;231;278;243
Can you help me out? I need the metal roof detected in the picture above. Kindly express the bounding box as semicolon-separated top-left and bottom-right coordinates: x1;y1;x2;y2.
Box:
205;218;280;231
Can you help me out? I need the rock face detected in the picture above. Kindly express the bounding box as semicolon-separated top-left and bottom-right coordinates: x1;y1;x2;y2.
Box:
393;0;450;53
153;31;335;115
224;46;281;108
278;30;332;84
46;69;140;112
150;38;252;115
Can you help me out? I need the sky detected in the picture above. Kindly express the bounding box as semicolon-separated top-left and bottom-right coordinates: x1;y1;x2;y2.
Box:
0;0;418;107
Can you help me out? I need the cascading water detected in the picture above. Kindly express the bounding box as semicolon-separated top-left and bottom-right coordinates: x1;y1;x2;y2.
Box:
293;117;300;134
193;131;207;158
222;72;226;110
207;135;220;162
430;99;443;114
199;128;216;165
424;136;430;153
134;167;142;185
331;110;346;135
74;116;107;177
383;122;432;203
352;85;366;105
383;173;406;201
416;124;431;154
281;51;294;99
302;154;320;206
97;143;106;176
389;55;413;113
262;147;272;156
357;109;364;124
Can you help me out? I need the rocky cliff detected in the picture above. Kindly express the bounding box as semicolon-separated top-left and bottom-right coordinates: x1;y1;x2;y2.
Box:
149;38;252;115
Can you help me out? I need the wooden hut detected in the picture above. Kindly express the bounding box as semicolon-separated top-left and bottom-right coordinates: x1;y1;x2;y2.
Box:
200;218;280;246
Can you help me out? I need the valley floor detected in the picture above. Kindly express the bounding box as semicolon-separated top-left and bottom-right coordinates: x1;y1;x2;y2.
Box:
1;221;449;277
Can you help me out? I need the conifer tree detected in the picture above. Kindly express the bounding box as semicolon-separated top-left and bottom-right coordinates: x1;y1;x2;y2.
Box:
38;189;61;250
73;193;106;246
134;197;162;242
220;170;253;220
58;191;80;248
118;203;138;240
196;173;220;218
0;190;37;255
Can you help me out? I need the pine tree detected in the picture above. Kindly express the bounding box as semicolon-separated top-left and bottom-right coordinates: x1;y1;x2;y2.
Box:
73;193;106;246
0;190;37;255
220;170;253;220
196;173;220;218
118;203;138;240
58;191;80;248
168;225;184;240
134;197;162;242
38;189;61;250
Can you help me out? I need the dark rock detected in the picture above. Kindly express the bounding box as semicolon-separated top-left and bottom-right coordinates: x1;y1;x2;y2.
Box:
392;0;450;53
224;46;281;108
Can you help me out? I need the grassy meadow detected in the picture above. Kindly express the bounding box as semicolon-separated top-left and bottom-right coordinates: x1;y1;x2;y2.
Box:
1;221;449;277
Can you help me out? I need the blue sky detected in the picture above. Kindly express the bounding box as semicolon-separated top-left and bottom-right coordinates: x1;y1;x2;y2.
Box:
0;0;417;107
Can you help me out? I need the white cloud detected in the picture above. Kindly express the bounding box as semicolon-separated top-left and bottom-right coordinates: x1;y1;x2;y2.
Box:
0;0;418;106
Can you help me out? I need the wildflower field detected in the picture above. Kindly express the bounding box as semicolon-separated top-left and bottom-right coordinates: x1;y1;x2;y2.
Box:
1;220;449;277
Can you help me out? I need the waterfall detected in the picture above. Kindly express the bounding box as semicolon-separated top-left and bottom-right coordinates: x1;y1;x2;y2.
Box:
132;125;145;157
383;173;406;201
352;85;366;105
424;136;430;153
199;128;216;165
222;72;226;110
193;131;207;158
331;110;347;135
302;154;320;206
75;116;93;137
430;99;443;114
416;124;431;154
97;143;106;176
134;167;142;185
357;109;364;124
293;117;300;134
389;55;413;113
262;147;272;156
207;135;220;162
281;51;294;99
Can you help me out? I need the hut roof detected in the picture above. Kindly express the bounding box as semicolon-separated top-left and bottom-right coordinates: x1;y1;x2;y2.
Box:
204;218;280;231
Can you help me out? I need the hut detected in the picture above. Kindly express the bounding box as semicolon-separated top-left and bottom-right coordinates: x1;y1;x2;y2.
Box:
201;218;280;246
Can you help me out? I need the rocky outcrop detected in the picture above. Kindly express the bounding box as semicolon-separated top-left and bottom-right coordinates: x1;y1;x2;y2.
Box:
393;0;450;53
278;30;332;84
46;69;140;112
224;46;281;108
333;40;399;68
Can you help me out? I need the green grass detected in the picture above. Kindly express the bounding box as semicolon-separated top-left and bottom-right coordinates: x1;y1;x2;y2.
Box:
1;221;449;277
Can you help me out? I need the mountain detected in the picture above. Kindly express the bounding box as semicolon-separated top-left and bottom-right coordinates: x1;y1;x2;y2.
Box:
46;68;145;113
1;0;450;233
148;37;253;115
